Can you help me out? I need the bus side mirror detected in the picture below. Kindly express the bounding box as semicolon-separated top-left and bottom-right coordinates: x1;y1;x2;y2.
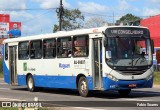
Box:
151;40;154;54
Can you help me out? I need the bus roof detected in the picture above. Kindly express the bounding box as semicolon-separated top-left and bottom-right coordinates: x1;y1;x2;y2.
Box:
3;26;148;44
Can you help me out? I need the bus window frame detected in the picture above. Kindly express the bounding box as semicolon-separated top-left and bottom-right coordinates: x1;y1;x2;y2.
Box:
43;38;56;59
72;35;89;58
29;40;42;59
18;41;29;60
57;37;72;58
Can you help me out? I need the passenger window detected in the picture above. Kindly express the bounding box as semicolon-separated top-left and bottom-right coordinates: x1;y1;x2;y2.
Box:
30;40;42;59
73;35;89;57
5;43;8;60
43;39;56;58
18;41;29;60
57;37;72;58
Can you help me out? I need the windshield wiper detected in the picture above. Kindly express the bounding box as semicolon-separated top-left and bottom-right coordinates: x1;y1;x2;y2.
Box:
134;54;145;66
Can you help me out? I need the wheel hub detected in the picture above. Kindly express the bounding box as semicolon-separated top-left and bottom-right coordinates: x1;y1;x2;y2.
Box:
81;81;87;93
28;78;33;89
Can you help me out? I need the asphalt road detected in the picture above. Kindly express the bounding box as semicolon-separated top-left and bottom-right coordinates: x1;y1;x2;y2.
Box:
0;79;160;110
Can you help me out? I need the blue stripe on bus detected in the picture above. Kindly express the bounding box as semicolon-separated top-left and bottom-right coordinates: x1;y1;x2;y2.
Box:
17;74;153;90
17;75;94;90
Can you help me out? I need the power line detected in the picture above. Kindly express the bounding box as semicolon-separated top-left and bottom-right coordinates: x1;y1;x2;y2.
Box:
0;8;57;11
22;10;54;24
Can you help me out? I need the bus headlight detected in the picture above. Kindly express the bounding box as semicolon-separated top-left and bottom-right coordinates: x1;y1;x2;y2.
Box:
146;74;153;80
106;73;118;82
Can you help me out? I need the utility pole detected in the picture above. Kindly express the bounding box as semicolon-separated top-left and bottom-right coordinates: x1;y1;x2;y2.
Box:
59;0;64;31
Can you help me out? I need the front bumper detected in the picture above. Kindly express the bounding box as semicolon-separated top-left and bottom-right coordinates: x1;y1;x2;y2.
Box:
103;77;153;90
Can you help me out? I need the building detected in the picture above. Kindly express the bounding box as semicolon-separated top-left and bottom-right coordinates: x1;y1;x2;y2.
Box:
140;15;160;47
140;14;160;68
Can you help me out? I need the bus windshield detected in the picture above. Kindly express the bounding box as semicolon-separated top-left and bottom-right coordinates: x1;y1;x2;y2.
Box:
105;28;152;69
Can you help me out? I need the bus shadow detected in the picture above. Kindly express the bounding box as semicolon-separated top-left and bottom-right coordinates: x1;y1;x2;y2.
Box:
89;90;160;99
11;86;160;99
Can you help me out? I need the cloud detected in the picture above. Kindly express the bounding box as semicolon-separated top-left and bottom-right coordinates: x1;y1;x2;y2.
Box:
32;0;70;8
0;0;26;9
21;10;56;36
151;0;160;3
22;15;54;36
143;8;160;16
118;0;130;11
9;11;34;21
78;2;110;13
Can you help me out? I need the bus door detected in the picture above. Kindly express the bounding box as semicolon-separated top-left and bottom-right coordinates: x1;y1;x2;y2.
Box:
93;38;103;89
9;46;18;85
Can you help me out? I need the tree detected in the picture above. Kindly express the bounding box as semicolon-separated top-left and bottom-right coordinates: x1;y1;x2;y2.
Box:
116;13;141;25
84;17;107;28
53;9;84;32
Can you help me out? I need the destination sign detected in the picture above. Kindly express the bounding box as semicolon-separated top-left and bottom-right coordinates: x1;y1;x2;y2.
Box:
106;27;149;37
111;30;143;35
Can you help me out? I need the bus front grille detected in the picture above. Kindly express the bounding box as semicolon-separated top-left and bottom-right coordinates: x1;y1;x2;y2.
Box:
118;70;147;75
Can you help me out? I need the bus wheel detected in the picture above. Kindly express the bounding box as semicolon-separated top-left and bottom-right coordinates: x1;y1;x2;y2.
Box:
27;75;36;92
78;76;89;97
118;89;131;96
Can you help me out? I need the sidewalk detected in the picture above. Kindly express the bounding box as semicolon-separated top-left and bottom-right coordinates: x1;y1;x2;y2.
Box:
153;85;160;88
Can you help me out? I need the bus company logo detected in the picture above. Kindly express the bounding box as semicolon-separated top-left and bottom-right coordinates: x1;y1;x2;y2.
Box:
59;63;70;69
23;62;27;71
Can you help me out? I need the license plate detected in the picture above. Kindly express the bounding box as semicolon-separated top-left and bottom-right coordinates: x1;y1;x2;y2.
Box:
129;84;137;88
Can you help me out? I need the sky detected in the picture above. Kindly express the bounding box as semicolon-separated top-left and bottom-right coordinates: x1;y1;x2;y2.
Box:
0;0;160;36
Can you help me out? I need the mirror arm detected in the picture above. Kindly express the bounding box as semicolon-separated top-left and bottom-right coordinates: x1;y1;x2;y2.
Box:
102;31;107;47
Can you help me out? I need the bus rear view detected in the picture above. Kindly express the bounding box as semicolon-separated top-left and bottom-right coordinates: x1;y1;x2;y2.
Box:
103;27;154;95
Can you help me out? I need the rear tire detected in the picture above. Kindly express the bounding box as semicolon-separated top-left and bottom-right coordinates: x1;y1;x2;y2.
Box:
78;76;89;97
118;89;131;96
27;75;36;92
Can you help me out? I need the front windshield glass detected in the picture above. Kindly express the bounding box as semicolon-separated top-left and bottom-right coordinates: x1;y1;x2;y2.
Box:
105;37;152;67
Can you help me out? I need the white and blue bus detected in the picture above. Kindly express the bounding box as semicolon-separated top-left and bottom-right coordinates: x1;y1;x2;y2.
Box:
2;26;154;97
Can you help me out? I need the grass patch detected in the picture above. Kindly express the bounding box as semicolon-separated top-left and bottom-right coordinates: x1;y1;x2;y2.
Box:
0;107;51;110
154;71;160;85
0;72;3;78
0;108;18;110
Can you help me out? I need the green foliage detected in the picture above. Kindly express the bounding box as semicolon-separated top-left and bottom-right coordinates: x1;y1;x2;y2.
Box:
0;108;18;110
53;8;84;32
154;72;160;85
116;13;141;25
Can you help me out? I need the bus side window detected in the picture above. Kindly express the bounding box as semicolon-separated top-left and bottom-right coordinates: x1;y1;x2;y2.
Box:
43;38;56;58
18;41;29;60
5;43;8;60
30;40;42;59
73;35;89;57
57;37;72;58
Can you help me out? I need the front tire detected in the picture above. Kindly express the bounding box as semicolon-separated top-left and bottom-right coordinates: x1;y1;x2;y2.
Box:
27;75;36;92
118;89;131;96
78;76;89;97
